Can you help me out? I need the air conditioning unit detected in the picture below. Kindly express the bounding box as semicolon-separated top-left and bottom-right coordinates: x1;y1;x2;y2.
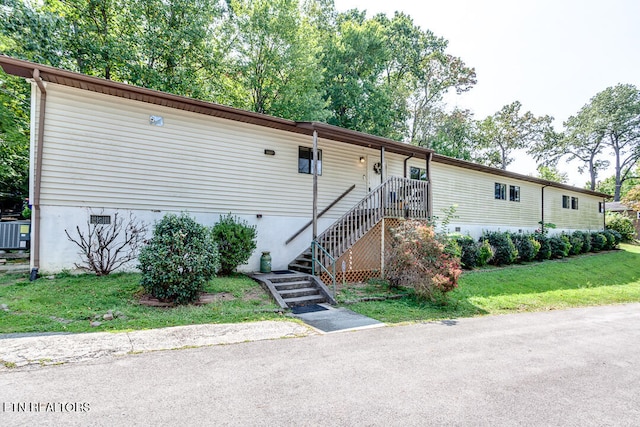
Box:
0;221;31;250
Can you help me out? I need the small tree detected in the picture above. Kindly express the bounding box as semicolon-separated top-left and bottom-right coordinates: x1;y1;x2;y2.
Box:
65;211;147;275
138;213;219;304
211;214;257;275
386;220;461;303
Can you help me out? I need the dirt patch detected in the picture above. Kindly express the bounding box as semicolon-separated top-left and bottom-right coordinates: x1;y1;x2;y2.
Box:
139;292;236;307
243;287;267;301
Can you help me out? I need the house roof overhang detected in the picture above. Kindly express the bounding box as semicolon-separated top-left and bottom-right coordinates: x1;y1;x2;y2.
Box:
0;55;612;199
0;55;433;160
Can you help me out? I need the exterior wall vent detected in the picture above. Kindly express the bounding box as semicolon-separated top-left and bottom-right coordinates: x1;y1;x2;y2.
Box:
90;215;111;225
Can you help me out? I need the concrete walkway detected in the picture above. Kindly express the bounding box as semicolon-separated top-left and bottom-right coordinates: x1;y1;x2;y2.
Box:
0;321;315;370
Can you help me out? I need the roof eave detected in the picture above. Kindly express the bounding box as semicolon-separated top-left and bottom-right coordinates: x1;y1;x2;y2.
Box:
432;154;612;198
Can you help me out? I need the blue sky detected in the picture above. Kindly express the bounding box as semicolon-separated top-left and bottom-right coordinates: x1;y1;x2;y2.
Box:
334;0;640;186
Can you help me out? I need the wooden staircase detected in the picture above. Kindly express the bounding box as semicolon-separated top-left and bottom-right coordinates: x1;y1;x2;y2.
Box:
289;176;430;276
251;271;337;309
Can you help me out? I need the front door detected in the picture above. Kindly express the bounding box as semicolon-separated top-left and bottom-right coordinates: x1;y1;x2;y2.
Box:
367;154;383;192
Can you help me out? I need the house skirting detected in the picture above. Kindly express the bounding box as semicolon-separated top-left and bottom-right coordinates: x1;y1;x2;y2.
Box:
35;205;332;274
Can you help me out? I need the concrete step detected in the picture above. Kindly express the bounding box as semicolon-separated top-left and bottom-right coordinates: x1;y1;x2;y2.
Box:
278;287;320;298
274;280;313;290
283;294;326;307
269;275;310;284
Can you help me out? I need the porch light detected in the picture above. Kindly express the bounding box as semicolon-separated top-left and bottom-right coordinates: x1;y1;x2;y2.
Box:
359;156;365;163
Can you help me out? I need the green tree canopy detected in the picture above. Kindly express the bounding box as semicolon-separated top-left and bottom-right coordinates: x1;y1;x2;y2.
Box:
476;101;553;170
590;84;640;201
536;165;568;184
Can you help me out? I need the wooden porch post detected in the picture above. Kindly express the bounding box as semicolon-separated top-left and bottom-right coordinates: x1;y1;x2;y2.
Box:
380;147;385;184
312;130;318;240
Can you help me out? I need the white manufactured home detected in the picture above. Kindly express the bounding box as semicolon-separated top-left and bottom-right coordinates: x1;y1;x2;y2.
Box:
0;56;609;281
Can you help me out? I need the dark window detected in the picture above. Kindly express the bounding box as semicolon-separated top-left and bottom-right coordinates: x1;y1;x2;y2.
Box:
562;195;570;209
495;183;506;200
509;185;520;202
571;197;579;210
298;146;322;175
410;166;427;181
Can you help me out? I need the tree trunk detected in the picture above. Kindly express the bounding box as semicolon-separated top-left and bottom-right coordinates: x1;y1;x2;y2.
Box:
614;144;622;201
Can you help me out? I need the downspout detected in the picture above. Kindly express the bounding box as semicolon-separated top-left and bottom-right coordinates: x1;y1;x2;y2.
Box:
403;154;415;178
602;197;606;231
30;69;46;281
541;185;549;233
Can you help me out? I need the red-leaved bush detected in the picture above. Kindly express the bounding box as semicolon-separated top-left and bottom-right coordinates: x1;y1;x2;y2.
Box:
385;220;462;303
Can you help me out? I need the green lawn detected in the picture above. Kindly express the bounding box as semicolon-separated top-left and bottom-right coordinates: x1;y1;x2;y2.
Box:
346;244;640;323
1;244;639;333
0;272;281;334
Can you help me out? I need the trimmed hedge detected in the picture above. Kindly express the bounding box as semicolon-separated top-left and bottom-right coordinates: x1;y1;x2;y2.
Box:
482;231;518;266
511;233;540;262
460;229;618;269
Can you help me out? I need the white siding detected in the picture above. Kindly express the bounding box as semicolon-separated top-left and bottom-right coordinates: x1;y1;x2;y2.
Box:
544;187;604;230
40;84;403;219
428;161;541;228
419;159;605;237
33;82;606;273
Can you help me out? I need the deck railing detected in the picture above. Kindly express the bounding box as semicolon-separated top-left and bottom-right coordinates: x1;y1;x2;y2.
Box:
314;176;429;269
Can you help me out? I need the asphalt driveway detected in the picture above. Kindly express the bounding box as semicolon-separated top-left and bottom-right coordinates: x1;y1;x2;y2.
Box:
2;303;639;426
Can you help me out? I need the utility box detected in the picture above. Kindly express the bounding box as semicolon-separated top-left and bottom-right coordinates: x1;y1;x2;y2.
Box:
0;221;31;250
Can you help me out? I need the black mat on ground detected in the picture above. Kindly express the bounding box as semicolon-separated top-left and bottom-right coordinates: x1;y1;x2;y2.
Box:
271;270;295;274
291;304;329;314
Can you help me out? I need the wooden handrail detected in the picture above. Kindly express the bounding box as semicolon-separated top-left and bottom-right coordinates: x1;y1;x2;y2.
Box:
314;176;429;269
285;184;357;245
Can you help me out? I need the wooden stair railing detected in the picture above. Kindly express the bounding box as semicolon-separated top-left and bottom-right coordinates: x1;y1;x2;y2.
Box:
310;176;429;272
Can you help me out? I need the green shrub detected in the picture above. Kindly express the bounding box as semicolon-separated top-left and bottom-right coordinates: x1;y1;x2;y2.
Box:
444;236;462;259
608;229;623;246
573;230;591;253
511;233;539;262
21;206;31;220
211;214;257;275
591;232;607;252
477;239;494;266
567;232;583;255
386;220;462;303
456;235;480;269
601;229;617;250
549;235;571;258
534;234;552;260
605;211;636;242
482;231;518;265
138;213;220;304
